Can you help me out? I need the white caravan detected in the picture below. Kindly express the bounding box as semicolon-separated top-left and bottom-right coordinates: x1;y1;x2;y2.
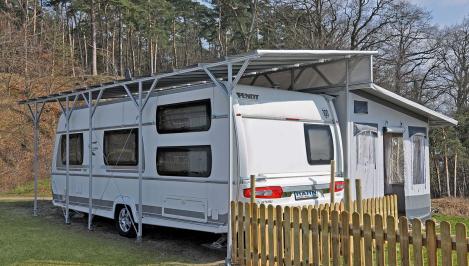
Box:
51;84;345;236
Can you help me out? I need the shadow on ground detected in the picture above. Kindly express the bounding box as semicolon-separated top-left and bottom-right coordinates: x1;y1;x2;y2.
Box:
0;198;225;265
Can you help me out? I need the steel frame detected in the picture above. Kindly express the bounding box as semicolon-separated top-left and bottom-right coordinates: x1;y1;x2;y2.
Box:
21;51;378;265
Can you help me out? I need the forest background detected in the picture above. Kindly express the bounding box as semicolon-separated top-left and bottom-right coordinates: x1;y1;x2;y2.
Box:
0;0;468;198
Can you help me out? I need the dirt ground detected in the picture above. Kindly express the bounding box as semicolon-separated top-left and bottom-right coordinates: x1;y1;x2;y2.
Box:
432;197;469;216
1;198;226;265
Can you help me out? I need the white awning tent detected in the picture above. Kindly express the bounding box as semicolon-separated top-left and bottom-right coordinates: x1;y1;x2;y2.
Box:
18;50;456;263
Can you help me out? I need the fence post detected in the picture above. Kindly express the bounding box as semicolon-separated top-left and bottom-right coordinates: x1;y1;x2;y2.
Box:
425;220;437;266
355;179;363;220
250;174;256;204
330;160;336;205
344;178;351;213
456;223;468;266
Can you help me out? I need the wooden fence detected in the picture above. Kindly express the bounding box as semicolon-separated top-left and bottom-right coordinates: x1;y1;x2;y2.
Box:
230;198;469;266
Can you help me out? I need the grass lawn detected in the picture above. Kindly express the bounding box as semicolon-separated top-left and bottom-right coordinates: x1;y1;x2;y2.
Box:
0;178;52;198
0;199;224;266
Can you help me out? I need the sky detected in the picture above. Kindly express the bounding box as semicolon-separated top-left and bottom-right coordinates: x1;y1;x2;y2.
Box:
196;0;468;26
407;0;469;26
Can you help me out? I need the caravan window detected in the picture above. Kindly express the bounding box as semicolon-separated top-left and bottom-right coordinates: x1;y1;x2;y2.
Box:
384;133;404;184
411;134;426;185
303;124;334;165
156;99;211;133
156;146;211;177
103;128;138;166
355;124;377;166
60;133;83;165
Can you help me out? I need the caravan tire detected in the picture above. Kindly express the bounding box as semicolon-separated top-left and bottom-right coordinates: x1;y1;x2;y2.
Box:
115;206;136;238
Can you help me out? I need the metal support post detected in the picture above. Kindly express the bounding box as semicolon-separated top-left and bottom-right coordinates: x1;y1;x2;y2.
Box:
226;63;234;265
122;79;158;243
28;102;44;216
65;96;70;224
137;81;144;242
345;58;351;184
33;113;39;216
88;91;93;230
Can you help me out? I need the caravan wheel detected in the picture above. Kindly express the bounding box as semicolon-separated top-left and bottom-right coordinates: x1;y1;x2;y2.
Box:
116;206;136;238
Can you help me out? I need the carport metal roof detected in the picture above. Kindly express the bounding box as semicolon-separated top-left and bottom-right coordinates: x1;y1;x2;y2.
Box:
18;50;377;104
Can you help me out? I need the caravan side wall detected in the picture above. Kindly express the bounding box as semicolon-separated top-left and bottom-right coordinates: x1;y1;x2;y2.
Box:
51;85;231;233
334;91;431;219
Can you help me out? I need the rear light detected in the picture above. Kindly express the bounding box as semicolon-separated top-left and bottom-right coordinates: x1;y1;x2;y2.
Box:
334;181;345;192
243;186;283;199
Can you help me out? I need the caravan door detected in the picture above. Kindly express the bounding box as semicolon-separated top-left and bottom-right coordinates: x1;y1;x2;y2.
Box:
353;123;380;198
405;126;431;219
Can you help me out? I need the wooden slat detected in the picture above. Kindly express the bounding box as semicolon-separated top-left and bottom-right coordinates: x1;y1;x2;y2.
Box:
386;196;391;218
382;197;387;228
399;216;409;266
425;219;437;266
267;205;276;266
311;208;320;266
284;206;292;266
331;210;340;266
376;198;380;217
301;207;311;265
245;203;252;266
456;223;468;266
363;214;373;266
321;209;330;266
292;207;301;266
276;206;284;266
231;202;238;263
260;204;267;266
375;214;384;266
441;221;453;266
252;203;259;265
352;212;362;266
238;202;245;265
386;215;397;266
411;218;423;266
341;211;351;266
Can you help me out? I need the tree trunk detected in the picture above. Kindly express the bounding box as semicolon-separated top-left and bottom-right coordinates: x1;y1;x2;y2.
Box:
111;25;116;76
84;34;88;71
454;152;458;197
68;15;75;77
172;18;177;69
119;11;124;76
91;0;98;76
443;129;451;197
433;154;442;197
24;0;29;96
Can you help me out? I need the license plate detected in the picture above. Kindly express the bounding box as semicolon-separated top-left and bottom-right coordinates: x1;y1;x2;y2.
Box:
294;190;318;200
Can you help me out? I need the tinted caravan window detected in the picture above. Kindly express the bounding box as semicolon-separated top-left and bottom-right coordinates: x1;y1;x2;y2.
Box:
304;124;334;165
156;99;211;133
103;128;138;166
157;146;211;177
60;133;83;165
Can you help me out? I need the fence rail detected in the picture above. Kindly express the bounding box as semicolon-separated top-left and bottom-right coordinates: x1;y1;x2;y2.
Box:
230;196;469;266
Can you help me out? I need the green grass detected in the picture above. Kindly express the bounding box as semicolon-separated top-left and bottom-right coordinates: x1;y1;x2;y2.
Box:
433;213;469;234
1;178;51;197
0;199;223;265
